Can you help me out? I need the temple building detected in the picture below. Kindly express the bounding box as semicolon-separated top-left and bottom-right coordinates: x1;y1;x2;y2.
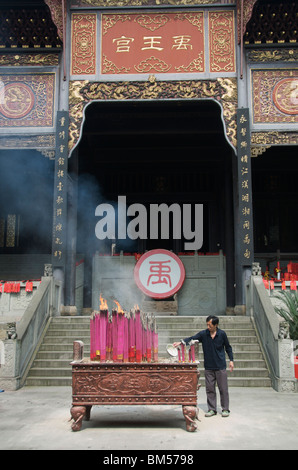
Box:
0;0;297;390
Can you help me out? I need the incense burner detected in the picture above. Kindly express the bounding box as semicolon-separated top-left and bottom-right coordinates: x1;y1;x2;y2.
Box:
70;342;200;432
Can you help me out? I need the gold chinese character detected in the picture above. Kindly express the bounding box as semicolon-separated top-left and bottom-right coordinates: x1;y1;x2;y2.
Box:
242;194;249;203
240;127;247;137
242;207;250;216
240;141;247;148
59;144;65;153
142;36;163;51
113;36;134;52
57;170;64;178
244;248;251;259
243;234;250;244
242;180;248;189
241;155;248;163
240;115;247;124
54;237;62;245
56;208;62;217
57;182;63;192
59;131;65;139
54;250;62;259
58;157;65;166
172;35;192;50
59;117;65;127
241;167;248;176
243;220;250;230
56;196;63;205
55;223;62;232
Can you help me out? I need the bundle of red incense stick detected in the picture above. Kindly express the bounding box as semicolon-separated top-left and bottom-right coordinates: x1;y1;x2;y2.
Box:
90;294;158;363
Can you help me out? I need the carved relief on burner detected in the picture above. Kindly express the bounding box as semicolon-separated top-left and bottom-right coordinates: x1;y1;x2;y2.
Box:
73;370;195;395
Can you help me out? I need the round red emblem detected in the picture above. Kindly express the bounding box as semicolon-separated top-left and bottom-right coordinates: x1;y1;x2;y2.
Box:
273;78;298;115
0;82;35;119
134;249;185;299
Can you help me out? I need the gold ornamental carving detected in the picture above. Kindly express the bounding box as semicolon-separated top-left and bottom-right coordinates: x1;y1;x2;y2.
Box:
68;76;237;152
73;0;220;5
251;131;298;146
0;54;59;67
247;49;298;63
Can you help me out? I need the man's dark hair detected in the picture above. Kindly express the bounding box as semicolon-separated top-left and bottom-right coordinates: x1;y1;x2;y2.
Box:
206;315;219;326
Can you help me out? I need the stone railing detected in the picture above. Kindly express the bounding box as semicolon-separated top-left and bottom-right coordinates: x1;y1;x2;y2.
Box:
0;276;62;390
246;264;297;392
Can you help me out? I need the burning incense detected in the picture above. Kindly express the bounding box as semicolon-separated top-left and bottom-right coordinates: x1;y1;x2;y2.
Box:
90;297;158;364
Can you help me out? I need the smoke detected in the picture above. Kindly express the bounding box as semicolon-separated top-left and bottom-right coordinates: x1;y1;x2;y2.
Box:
77;172;138;255
0;149;54;253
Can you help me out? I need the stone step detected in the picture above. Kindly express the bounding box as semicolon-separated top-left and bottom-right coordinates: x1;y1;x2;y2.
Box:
35;349;265;361
25;315;271;388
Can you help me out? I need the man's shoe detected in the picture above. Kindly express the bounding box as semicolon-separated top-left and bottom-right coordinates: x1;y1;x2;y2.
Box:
222;410;230;417
205;410;216;417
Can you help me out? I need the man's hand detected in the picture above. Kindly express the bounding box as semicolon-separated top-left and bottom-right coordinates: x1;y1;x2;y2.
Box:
229;361;234;372
173;341;181;348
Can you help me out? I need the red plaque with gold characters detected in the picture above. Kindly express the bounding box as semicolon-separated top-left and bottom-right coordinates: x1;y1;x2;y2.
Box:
101;12;205;75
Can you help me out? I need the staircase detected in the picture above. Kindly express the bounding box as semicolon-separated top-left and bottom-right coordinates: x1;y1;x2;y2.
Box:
25;316;271;387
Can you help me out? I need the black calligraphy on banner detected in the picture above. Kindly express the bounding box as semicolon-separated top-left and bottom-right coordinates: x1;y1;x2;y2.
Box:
52;111;68;266
237;108;254;265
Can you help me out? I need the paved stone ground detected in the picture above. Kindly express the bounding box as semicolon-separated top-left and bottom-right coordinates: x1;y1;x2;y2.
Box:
0;386;297;451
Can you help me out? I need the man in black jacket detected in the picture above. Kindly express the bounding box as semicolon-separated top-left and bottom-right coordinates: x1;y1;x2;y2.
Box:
173;315;234;417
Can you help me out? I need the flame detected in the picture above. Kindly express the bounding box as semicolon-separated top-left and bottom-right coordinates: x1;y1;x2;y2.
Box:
114;300;124;314
134;304;140;312
99;294;108;311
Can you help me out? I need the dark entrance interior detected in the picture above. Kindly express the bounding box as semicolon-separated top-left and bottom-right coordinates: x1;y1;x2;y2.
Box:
0;149;54;254
71;99;236;308
252;146;298;270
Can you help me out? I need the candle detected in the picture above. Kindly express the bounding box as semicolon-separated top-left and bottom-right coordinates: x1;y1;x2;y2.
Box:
135;307;142;362
95;312;100;361
123;314;129;363
129;310;136;362
153;317;158;363
106;315;112;361
90;313;96;360
178;348;181;362
99;294;108;363
181;341;185;362
114;301;124;362
112;309;118;362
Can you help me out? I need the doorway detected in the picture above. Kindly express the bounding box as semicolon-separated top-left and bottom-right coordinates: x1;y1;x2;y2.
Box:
72;99;235;312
